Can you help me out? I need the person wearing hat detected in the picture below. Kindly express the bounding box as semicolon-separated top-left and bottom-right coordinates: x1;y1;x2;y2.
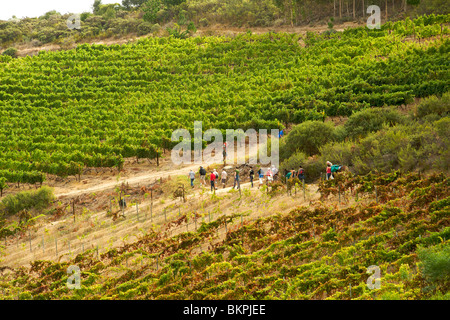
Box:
271;165;278;181
326;162;332;180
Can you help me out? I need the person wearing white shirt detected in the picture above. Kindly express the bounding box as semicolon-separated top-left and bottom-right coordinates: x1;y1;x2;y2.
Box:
221;169;228;188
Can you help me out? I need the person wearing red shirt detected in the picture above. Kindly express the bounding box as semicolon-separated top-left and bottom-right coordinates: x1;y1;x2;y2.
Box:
210;171;216;191
326;162;332;180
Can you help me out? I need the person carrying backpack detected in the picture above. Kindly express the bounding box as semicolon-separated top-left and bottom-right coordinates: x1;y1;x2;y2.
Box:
249;168;254;187
199;166;206;186
286;169;293;180
298;166;305;182
331;164;342;174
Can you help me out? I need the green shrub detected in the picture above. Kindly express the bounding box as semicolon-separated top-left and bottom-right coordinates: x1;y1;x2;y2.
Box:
280;120;336;158
0;186;54;218
2;47;18;58
417;243;450;288
280;152;308;177
322;227;338;241
151;23;161;33
415;92;450;119
333;125;347;142
344;107;406;140
429;291;450;300
199;18;209;27
80;12;92;22
347;117;448;175
319;140;354;168
137;21;154;35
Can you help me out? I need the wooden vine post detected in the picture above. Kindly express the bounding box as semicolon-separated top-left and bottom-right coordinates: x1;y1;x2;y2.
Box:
136;202;139;222
303;180;306;201
150;189;153;221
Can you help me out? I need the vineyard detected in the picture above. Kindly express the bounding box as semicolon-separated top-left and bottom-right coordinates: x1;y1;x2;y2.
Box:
0;15;449;185
0;13;449;302
0;171;448;300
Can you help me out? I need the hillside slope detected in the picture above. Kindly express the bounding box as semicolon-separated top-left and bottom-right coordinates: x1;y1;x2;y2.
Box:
0;171;448;300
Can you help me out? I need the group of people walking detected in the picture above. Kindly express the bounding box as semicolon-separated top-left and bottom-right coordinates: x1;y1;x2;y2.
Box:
188;161;337;192
188;165;278;192
285;166;305;182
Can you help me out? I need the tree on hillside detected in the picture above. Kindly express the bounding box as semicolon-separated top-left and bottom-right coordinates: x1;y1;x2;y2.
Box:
142;0;162;23
164;0;186;6
40;10;61;20
122;0;147;9
93;0;102;14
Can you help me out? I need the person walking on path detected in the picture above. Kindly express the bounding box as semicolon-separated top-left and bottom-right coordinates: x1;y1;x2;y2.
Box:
286;169;293;180
223;142;227;161
188;169;195;188
213;169;219;190
257;167;264;189
297;166;305;182
199;166;206;186
326;161;333;180
285;169;295;192
221;168;228;188
265;167;273;185
233;168;240;189
271;165;278;181
210;171;216;192
249;167;254;187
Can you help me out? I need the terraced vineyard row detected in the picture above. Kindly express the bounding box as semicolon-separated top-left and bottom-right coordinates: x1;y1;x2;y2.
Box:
0;172;447;300
0;15;449;184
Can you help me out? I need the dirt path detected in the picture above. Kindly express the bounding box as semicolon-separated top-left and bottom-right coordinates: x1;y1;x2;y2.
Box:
54;163;199;198
0;139;286;268
54;140;260;198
